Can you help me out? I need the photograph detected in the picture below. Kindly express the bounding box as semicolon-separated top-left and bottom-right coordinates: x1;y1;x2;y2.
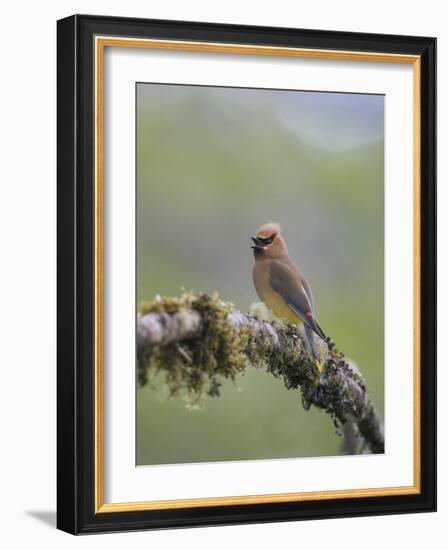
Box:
56;14;435;534
135;83;385;466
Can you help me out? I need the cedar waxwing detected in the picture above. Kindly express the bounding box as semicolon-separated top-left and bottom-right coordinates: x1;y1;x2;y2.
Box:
251;222;326;371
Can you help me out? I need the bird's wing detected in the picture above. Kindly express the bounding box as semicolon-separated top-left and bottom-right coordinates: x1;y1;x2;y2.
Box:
269;261;326;341
299;273;315;312
300;274;326;340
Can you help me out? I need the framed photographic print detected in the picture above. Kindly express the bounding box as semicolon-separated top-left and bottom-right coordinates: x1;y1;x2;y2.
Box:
57;14;436;534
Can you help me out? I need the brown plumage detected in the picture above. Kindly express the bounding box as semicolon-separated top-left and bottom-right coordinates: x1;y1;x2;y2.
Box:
251;222;326;370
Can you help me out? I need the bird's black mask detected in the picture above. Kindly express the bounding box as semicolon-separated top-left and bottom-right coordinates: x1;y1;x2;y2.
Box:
251;234;276;256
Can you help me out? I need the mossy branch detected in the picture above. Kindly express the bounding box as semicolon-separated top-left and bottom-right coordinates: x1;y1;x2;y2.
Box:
137;291;384;455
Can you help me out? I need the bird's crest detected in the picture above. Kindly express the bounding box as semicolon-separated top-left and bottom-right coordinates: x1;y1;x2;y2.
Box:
256;222;281;239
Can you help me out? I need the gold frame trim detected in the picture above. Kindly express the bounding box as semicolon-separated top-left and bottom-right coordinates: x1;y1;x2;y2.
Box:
94;36;422;513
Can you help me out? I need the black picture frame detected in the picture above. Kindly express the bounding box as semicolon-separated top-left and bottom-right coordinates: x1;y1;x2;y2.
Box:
57;14;436;534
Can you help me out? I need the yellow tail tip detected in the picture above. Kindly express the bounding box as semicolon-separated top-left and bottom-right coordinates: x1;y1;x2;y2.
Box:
315;360;322;372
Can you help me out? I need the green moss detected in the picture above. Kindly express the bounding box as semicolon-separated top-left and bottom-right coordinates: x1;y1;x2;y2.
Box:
139;291;248;406
140;291;196;315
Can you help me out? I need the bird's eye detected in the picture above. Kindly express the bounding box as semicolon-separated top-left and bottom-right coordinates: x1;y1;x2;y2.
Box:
258;233;276;245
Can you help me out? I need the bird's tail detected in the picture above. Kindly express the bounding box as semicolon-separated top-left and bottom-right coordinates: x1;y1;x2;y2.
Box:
304;324;322;372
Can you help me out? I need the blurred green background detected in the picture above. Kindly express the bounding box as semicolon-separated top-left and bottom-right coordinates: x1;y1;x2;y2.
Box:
136;84;384;465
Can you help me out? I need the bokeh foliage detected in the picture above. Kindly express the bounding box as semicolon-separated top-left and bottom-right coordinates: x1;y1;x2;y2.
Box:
136;84;384;465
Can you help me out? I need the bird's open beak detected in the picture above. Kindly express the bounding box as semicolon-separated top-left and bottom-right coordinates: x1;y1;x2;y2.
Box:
251;236;265;250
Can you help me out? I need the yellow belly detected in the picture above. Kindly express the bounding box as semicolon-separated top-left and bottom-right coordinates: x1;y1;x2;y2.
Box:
264;291;302;324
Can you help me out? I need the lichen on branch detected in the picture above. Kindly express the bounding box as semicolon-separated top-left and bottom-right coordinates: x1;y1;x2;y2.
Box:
138;292;248;400
137;291;384;454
